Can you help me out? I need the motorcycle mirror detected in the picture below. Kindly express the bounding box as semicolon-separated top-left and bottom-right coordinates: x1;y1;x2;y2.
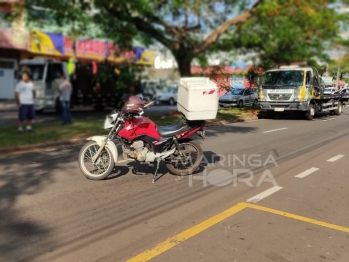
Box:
144;100;155;108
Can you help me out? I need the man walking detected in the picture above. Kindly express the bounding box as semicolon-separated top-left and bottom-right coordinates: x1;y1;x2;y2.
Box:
15;71;36;132
59;75;73;125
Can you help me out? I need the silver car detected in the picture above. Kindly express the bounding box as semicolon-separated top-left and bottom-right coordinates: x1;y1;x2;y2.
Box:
219;87;258;108
324;88;336;95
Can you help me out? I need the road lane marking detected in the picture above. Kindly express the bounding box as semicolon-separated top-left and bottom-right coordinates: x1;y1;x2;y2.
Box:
126;203;247;262
245;203;349;233
127;202;349;261
322;118;336;122
327;155;345;162
295;167;319;178
263;128;287;133
246;186;283;203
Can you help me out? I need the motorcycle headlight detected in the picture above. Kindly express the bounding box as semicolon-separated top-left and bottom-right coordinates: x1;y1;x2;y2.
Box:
104;117;113;130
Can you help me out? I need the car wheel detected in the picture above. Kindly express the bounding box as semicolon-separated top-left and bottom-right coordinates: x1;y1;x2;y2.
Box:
253;99;258;106
238;100;243;108
169;98;175;106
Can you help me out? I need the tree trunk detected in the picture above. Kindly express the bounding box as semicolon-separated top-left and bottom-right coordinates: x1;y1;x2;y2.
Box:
174;52;193;77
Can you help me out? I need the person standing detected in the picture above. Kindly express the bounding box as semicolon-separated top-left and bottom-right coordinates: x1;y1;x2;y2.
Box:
59;75;73;125
15;71;36;133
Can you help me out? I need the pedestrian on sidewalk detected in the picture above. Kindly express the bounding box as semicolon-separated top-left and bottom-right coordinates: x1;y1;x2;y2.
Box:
15;71;36;133
58;75;73;125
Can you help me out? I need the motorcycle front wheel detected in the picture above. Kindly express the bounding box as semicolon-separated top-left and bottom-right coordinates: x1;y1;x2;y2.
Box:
78;141;115;180
166;141;203;176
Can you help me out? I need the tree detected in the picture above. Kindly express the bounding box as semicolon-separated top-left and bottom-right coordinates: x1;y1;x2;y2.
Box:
91;0;263;76
213;0;343;69
328;57;349;78
24;0;346;76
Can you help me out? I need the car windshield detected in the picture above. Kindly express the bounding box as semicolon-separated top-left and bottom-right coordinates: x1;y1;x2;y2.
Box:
231;88;244;95
263;70;304;89
168;86;177;93
19;65;45;81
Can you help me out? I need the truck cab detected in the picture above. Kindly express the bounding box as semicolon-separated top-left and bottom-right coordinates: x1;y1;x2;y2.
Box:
258;66;347;120
259;66;322;112
19;58;68;112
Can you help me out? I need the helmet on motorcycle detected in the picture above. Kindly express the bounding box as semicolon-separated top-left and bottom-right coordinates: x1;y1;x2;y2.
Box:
123;95;144;114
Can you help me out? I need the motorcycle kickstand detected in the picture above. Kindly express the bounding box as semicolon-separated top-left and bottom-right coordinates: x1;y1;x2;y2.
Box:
152;158;161;183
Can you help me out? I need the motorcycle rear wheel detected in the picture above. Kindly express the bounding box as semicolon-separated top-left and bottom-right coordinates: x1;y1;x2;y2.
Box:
166;141;203;176
78;141;115;180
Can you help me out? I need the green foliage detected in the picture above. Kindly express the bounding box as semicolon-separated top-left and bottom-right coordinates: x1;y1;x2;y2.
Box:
24;0;347;77
328;57;349;78
25;0;93;38
214;0;342;69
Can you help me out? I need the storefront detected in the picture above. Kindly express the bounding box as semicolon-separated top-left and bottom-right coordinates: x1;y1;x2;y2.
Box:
0;29;154;99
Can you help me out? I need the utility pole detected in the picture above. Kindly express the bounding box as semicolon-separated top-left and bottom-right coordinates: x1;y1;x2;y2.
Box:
336;63;340;90
71;0;77;79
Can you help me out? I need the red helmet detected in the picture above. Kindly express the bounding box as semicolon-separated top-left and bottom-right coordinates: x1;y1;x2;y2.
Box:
123;95;144;114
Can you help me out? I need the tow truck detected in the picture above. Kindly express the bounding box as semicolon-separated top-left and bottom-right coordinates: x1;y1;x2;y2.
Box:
258;66;349;120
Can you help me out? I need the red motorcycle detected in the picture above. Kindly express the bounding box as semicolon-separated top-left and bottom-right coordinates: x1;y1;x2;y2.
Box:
78;96;206;182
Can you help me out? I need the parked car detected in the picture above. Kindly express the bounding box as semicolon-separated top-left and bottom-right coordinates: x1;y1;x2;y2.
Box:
219;87;258;108
156;86;178;105
322;77;333;87
324;88;336;95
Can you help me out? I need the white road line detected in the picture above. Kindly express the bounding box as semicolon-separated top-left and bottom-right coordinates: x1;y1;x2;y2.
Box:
263;128;287;134
327;155;345;163
322;118;336;122
246;186;283;203
295;167;319;178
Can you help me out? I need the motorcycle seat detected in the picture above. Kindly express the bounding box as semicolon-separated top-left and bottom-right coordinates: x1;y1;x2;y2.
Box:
157;121;188;137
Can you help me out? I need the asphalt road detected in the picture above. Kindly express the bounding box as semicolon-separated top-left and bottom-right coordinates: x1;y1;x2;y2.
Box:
0;105;177;127
0;108;349;262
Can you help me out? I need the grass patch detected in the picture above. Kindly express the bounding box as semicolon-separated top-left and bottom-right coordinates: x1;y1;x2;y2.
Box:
215;107;260;122
0;107;260;149
0;120;105;149
152;107;260;124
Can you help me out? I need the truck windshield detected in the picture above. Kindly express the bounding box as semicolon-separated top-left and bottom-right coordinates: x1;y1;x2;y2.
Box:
19;65;45;81
263;70;304;89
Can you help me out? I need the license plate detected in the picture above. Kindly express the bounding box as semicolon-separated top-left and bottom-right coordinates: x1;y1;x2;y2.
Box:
274;108;284;112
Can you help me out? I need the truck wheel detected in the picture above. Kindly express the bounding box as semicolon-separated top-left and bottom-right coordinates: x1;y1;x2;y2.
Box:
305;104;315;120
35;109;44;114
266;111;274;119
334;102;342;115
94;105;105;111
55;99;62;114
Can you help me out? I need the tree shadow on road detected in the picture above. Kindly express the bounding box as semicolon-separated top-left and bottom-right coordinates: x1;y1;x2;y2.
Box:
204;125;258;138
0;146;81;262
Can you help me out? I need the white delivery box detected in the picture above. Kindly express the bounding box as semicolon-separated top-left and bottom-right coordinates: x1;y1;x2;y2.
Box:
177;77;218;120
